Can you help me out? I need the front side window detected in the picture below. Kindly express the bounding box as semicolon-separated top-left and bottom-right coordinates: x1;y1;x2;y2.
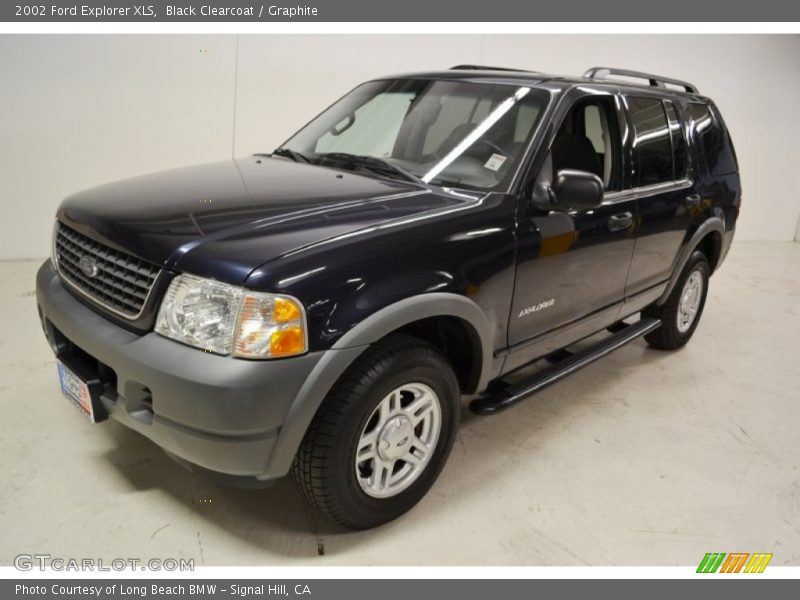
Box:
548;96;622;191
281;79;549;191
628;96;673;186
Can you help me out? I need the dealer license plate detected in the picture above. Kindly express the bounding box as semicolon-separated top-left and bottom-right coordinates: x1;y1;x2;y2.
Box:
57;360;95;422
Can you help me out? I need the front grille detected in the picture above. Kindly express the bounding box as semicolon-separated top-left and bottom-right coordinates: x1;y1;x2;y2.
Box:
54;222;160;319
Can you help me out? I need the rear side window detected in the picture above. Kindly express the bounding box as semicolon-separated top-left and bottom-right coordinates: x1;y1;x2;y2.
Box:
628;97;673;186
688;103;738;176
664;101;688;180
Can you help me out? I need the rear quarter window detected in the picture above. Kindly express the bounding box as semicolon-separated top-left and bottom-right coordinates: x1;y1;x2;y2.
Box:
688;102;738;176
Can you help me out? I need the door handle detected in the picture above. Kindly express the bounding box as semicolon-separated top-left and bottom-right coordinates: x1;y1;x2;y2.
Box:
608;211;633;232
684;194;702;208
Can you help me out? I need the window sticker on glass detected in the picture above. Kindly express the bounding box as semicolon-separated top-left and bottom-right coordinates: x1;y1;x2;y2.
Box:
484;153;507;172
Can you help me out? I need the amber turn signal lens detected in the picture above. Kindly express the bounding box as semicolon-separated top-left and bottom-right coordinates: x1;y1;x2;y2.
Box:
273;297;303;322
233;292;307;359
270;327;305;357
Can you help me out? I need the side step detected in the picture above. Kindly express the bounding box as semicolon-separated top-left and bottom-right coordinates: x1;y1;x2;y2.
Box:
470;317;661;415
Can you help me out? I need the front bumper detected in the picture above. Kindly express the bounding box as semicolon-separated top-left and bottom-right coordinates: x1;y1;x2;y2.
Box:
36;261;324;481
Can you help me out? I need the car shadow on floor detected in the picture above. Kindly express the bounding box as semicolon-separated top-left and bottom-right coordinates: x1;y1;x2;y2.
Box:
100;422;351;555
97;339;675;559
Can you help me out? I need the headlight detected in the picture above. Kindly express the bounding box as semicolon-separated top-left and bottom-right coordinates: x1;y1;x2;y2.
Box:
155;274;307;359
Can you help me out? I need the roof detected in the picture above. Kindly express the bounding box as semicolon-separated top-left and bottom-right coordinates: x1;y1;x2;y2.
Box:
385;65;705;99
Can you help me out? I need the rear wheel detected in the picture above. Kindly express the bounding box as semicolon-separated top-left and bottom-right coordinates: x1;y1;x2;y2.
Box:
292;334;460;529
643;250;710;350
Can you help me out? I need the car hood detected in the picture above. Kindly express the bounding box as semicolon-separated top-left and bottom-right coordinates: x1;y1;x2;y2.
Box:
58;156;469;285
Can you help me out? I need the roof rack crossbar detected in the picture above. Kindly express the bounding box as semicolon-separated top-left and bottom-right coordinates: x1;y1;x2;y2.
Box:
449;64;538;73
582;66;698;94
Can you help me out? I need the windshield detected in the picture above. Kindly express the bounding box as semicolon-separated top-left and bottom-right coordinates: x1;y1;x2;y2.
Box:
279;79;549;191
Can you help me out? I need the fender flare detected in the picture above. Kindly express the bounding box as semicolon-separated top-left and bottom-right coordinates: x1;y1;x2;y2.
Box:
655;216;725;306
260;293;494;480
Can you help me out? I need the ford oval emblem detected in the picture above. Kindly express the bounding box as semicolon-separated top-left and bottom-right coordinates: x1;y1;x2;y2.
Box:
78;256;99;278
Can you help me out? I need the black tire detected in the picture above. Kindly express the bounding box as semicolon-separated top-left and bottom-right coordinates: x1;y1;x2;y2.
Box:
643;250;710;350
292;334;460;529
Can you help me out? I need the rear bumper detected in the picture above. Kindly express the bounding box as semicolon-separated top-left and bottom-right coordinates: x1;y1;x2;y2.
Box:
36;261;324;481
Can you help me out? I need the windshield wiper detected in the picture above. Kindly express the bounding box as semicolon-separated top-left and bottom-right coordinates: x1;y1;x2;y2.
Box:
318;152;425;186
269;148;310;163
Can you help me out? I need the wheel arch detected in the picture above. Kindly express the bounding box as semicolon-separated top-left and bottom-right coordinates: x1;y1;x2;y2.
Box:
394;315;484;395
260;293;494;480
655;216;725;306
698;229;724;273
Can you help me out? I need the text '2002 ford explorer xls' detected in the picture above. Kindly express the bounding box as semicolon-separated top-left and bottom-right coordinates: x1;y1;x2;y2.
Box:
36;65;740;529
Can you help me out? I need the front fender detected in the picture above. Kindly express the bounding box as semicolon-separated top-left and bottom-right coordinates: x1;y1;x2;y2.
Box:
260;292;494;480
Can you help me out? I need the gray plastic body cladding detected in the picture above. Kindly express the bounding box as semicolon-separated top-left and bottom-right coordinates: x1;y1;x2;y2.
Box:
655;216;727;305
260;292;494;479
36;261;324;477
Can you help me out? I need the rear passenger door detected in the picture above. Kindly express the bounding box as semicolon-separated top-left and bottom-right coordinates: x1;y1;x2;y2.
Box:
624;95;698;296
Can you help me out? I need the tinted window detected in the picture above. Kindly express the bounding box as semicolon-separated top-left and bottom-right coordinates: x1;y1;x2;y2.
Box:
628;97;673;186
664;101;688;180
688;103;737;176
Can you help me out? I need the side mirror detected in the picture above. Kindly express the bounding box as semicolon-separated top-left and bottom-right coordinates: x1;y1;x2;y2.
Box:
534;169;604;211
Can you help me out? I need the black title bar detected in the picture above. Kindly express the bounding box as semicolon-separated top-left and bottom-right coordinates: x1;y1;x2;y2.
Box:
3;0;800;22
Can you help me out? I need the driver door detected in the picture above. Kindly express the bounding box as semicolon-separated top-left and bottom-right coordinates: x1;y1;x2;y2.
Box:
507;89;637;363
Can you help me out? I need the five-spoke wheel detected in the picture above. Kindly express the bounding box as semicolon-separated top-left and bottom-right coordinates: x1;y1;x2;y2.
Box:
293;334;459;529
644;249;710;350
355;383;441;498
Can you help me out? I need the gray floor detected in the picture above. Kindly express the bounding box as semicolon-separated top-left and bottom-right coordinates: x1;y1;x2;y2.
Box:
1;242;798;566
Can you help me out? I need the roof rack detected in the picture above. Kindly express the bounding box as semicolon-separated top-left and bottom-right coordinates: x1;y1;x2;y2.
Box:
582;66;698;94
449;64;537;73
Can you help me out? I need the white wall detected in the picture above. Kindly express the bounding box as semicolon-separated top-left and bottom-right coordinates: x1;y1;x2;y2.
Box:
1;34;798;259
0;35;237;259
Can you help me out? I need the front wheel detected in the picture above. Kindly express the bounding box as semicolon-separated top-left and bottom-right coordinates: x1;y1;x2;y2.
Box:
643;250;710;350
292;334;460;529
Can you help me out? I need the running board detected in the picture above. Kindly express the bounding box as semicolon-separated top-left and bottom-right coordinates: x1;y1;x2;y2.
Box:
470;317;661;415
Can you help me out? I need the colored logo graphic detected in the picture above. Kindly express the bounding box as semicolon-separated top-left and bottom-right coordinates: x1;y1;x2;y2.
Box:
697;552;773;573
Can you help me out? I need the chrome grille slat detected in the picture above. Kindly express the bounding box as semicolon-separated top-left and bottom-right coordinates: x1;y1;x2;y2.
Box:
54;222;160;319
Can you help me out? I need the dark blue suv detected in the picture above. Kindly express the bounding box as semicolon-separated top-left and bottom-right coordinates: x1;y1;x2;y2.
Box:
36;66;740;529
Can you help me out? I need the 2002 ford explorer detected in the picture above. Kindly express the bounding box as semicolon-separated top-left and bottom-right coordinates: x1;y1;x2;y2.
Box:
36;66;740;529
